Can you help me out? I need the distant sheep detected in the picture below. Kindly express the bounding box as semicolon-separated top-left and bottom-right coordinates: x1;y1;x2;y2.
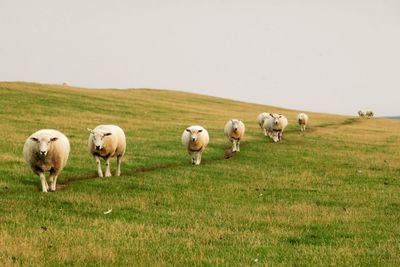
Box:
257;112;271;136
181;125;209;165
23;129;70;192
62;82;70;86
263;114;288;142
297;113;309;132
224;119;245;152
88;125;126;177
365;110;374;118
358;110;374;118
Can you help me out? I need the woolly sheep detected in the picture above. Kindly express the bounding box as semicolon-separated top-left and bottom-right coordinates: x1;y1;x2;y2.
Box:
224;119;245;152
88;125;126;177
358;110;366;117
23;129;70;192
297;113;309;132
263;114;288;142
257;112;271;136
181;125;209;165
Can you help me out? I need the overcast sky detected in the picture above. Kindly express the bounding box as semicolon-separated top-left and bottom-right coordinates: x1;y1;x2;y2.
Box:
1;0;399;116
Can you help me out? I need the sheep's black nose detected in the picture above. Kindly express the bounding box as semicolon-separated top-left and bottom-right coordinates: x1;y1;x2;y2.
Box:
192;138;196;142
40;151;46;155
234;128;238;131
95;145;100;150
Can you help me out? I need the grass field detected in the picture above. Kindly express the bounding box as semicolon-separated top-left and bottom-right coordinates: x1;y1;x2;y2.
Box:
1;82;400;266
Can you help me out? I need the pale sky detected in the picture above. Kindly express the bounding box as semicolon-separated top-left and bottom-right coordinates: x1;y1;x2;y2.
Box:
1;0;399;116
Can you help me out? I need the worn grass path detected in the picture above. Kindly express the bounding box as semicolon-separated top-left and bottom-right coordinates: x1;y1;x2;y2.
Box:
1;82;400;266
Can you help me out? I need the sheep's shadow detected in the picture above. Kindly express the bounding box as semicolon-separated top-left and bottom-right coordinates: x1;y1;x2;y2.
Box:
53;151;231;191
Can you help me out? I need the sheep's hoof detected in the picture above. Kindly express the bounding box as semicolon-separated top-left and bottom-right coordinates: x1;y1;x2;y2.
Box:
105;173;112;177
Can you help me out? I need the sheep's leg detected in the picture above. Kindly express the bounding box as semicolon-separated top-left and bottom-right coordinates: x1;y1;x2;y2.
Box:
263;128;268;136
273;132;279;142
236;140;240;151
232;140;238;152
115;155;122;176
39;172;48;192
95;156;103;177
190;152;196;165
105;157;112;177
49;169;59;192
195;152;202;165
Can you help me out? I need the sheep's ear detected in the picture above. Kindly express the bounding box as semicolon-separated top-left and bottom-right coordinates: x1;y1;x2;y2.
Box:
87;128;93;133
50;137;58;142
198;129;203;133
185;128;191;133
103;132;112;137
30;137;39;142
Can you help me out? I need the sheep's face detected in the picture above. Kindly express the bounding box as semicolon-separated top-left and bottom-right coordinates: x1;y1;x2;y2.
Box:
186;128;203;143
31;136;58;157
88;129;112;151
231;120;240;132
269;115;279;126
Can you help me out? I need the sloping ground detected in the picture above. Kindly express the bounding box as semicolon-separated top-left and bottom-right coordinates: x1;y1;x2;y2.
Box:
0;82;399;266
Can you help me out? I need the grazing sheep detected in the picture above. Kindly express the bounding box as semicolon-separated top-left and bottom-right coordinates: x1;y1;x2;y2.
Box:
297;113;309;132
181;125;209;165
88;125;126;177
263;114;288;142
23;129;70;192
224;119;245;152
365;110;374;118
257;112;271;136
358;110;366;118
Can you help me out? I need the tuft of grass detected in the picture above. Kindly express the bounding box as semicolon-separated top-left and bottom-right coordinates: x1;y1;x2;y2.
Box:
1;81;400;266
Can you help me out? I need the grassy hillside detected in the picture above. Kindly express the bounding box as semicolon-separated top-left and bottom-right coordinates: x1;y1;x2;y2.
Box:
1;82;400;266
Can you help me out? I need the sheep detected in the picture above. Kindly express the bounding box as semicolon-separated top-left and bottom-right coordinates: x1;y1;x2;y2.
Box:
257;112;271;136
87;125;126;177
62;82;70;86
263;114;288;142
23;129;70;192
365;110;374;118
181;125;209;165
358;110;366;118
297;113;309;132
224;119;245;152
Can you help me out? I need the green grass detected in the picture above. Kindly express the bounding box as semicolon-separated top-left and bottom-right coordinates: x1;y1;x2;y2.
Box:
1;82;400;266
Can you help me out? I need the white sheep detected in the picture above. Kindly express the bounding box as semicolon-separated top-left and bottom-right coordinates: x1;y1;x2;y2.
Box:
297;113;309;132
23;129;70;192
181;125;209;165
87;125;126;177
224;119;245;152
263;114;288;142
358;110;366;117
257;112;271;136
